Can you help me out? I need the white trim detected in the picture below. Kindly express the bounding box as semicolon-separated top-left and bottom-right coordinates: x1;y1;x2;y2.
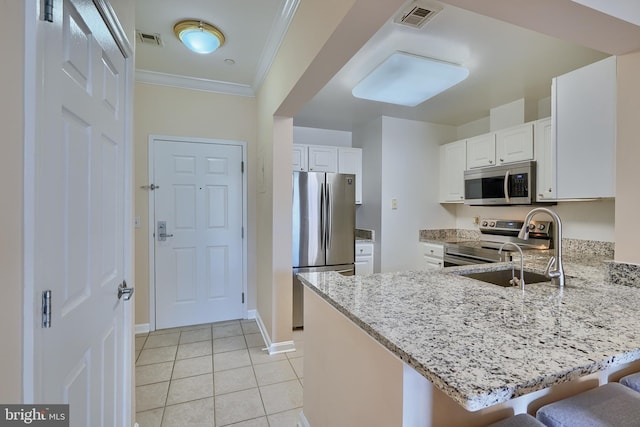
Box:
298;411;311;427
255;311;296;355
135;323;150;335
247;309;257;320
136;70;255;97
148;135;249;330
93;0;133;58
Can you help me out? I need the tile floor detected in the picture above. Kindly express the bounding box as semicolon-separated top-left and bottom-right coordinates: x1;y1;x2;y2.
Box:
135;319;304;427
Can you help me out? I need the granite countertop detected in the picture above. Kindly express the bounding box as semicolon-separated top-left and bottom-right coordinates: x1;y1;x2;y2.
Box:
297;255;640;411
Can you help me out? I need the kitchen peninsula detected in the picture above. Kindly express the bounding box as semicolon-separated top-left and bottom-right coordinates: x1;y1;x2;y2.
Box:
297;253;640;426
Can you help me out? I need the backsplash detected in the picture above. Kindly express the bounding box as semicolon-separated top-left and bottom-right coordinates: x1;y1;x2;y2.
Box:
419;229;481;241
607;261;640;288
355;228;375;241
563;238;614;258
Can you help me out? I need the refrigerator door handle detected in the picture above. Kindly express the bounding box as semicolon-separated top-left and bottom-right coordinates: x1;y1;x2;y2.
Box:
326;183;332;249
320;182;325;251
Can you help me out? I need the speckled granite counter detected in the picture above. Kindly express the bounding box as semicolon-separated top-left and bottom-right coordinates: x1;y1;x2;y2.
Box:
298;256;640;411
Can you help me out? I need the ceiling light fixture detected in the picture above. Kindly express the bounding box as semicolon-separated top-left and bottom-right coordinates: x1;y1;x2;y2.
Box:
352;52;469;106
173;20;225;54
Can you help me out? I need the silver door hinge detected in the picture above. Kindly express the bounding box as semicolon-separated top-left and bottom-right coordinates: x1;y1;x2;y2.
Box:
242;292;245;304
42;290;52;328
241;227;244;238
241;161;244;174
43;0;54;22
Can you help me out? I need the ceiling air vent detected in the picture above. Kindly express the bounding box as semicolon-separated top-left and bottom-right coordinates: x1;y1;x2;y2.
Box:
394;1;442;29
136;31;163;47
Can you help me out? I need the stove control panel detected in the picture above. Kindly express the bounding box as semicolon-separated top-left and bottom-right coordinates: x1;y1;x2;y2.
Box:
479;218;552;237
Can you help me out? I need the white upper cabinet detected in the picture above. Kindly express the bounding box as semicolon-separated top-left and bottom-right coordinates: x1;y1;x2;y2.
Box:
466;133;496;168
496;123;534;165
553;55;616;199
308;145;338;172
292;144;308;171
338;147;363;204
439;139;467;203
534;117;556;201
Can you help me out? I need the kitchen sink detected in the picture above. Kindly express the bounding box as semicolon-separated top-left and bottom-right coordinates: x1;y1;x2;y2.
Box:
457;269;549;287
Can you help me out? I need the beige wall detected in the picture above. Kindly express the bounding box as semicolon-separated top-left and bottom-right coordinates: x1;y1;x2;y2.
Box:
615;51;640;264
133;83;258;325
1;0;25;403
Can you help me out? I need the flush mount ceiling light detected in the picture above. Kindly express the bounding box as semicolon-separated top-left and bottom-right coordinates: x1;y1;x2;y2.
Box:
173;20;225;54
352;52;469;106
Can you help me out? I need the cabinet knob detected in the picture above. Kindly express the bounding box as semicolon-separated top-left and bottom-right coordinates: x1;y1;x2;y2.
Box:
488;160;493;164
500;158;504;162
430;250;434;254
548;188;552;192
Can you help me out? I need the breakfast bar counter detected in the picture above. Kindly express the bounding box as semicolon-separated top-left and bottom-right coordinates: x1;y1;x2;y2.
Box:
297;255;640;426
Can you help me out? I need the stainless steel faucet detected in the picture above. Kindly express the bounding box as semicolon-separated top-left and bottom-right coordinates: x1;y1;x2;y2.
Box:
499;242;525;290
518;207;565;288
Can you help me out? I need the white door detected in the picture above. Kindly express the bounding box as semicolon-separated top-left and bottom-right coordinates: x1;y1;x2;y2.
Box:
33;0;131;425
153;139;245;329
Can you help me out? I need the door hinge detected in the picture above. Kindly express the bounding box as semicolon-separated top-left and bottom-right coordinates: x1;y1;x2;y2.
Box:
43;0;54;22
242;292;245;304
241;161;244;174
241;227;244;238
42;290;52;328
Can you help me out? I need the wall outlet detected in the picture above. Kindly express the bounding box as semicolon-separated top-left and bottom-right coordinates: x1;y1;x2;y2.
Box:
391;198;398;210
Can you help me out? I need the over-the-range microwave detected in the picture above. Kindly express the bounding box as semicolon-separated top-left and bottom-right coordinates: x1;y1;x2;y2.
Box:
464;160;536;205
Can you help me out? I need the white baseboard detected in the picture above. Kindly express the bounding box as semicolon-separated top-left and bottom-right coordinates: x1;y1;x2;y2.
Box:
247;309;257;320
135;323;150;335
298;411;311;427
255;310;296;355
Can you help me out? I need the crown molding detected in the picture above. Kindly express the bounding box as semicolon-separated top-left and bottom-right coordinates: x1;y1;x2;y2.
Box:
135;69;255;96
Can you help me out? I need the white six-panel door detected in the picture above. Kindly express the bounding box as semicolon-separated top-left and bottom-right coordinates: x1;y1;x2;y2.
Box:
33;0;130;425
153;139;245;329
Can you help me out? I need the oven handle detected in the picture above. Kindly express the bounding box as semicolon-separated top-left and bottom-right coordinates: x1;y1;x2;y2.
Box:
444;251;500;265
504;169;511;203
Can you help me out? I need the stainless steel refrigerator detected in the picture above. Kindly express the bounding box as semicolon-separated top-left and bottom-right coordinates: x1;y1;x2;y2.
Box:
292;172;355;328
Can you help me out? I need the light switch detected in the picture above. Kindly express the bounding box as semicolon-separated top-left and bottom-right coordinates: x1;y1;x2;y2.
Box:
391;198;398;210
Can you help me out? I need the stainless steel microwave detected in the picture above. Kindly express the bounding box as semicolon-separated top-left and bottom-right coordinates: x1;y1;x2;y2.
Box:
464;161;536;205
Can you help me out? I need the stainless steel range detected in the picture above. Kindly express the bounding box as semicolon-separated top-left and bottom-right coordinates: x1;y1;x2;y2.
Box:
443;218;552;267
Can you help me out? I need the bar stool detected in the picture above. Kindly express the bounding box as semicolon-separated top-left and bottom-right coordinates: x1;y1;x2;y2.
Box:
536;382;640;426
488;413;546;427
620;372;640;393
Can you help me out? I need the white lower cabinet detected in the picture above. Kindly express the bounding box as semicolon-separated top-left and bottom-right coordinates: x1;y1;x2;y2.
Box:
422;243;443;269
355;242;374;275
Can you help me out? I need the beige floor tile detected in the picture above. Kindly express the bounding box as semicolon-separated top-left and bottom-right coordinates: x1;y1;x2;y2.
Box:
137;346;177;366
180;327;212;344
172;355;212;379
286;341;304;359
176;341;212;360
135;349;142;362
136;362;174;386
267;408;302;427
244;333;265;349
213;335;247;354
136;382;169;412
213;322;244;339
144;332;180;349
289;357;303;379
214;349;252;372
166;373;213;406
248;346;287;365
240;321;260;335
215;388;265;426
292;329;304;342
180;323;212;332
224;416;269;427
135;407;164;427
135;336;147;351
253;360;297;386
259;380;303;415
162;397;214;427
214;366;257;395
150;327;182;336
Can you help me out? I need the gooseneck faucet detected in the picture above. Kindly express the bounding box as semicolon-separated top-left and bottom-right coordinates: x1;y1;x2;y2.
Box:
518;207;565;288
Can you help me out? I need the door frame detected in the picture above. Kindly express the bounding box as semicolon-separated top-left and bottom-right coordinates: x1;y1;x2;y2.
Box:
22;0;135;421
147;135;248;331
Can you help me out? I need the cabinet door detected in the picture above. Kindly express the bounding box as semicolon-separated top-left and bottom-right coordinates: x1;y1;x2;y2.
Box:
534;118;556;201
439;140;466;202
292;144;308;171
554;56;616;199
466;133;496;168
338;148;363;204
355;256;373;275
308;146;338;172
496;123;534;164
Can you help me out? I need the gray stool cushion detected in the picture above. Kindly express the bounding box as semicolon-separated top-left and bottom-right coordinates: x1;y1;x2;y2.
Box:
621;372;640;393
536;382;640;427
488;413;546;427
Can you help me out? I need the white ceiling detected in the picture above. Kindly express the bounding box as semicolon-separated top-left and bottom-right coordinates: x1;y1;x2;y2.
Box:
134;0;609;131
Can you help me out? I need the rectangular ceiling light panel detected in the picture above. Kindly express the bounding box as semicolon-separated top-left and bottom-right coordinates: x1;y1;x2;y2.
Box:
352;52;469;107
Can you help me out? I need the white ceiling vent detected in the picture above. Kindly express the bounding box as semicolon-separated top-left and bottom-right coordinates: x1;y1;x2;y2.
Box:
136;31;163;47
394;1;442;29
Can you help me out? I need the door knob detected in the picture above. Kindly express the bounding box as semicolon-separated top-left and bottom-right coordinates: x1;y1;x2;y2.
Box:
118;280;134;301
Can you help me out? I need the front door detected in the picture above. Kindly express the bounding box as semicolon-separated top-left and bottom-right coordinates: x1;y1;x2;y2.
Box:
153;138;245;329
32;0;131;425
